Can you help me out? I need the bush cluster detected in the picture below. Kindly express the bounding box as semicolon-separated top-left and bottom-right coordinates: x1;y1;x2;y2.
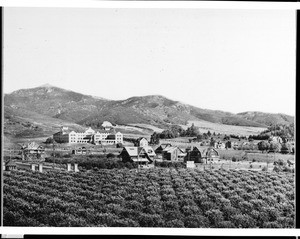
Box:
154;161;185;168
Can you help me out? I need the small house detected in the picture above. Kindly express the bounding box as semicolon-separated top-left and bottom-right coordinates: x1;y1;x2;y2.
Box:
232;142;239;150
162;146;186;161
120;146;156;164
102;121;114;131
269;136;283;144
214;141;225;149
72;147;90;155
21;142;45;161
5;161;16;171
135;137;149;147
155;143;172;154
202;147;220;162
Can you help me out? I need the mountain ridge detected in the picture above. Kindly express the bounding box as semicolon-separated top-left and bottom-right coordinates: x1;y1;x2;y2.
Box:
4;85;294;133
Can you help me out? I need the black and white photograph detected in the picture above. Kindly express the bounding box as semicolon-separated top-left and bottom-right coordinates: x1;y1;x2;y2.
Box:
2;5;296;228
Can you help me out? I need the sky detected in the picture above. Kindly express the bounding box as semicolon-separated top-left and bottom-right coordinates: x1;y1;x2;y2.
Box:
3;7;296;116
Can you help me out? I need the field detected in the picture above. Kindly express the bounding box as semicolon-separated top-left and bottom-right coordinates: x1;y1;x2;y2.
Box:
3;168;295;228
186;120;267;136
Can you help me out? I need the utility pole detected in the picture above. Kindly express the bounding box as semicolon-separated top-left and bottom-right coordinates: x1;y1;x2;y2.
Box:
52;141;55;168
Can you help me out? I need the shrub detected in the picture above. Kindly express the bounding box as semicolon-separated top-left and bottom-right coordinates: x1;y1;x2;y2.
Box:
262;166;268;171
283;166;293;173
106;153;115;159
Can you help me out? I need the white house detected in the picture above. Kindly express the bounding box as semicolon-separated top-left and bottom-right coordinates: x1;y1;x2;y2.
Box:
102;121;113;131
135;137;149;147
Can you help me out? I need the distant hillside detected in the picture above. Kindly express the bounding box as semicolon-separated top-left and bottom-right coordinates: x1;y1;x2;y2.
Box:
4;105;86;139
4;85;294;137
237;111;294;126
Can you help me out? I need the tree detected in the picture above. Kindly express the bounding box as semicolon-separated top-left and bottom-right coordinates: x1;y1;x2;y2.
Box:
45;137;56;144
223;135;230;141
257;141;270;153
210;137;216;147
196;134;203;141
185;124;199;137
281;142;291;154
160;130;175;139
170;125;185;137
225;141;231;149
207;131;212;137
150;132;160;145
269;142;281;153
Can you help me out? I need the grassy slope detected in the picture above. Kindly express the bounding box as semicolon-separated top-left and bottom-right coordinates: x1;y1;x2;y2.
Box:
186;120;267;136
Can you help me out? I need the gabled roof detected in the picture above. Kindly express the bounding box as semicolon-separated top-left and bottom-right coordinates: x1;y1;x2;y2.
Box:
191;146;202;152
21;142;44;150
124;147;139;157
163;146;184;153
202;147;219;157
102;121;113;127
142;146;156;156
137;137;148;142
156;143;172;151
122;146;156;157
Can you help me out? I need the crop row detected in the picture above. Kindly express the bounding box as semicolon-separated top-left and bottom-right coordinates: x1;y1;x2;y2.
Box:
3;168;295;228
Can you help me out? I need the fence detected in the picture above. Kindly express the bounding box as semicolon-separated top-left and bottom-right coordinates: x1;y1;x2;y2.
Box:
13;162;79;173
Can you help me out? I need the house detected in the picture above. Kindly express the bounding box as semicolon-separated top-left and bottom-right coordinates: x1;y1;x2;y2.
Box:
155;143;172;154
214;141;225;149
72;147;90;155
162;146;186;161
202;147;220;162
4;161;16;171
269;136;283;144
135;137;149;147
120;146;156;164
21;142;45;161
185;146;203;163
287;159;295;167
232;142;239;150
53;126;70;143
102;121;114;131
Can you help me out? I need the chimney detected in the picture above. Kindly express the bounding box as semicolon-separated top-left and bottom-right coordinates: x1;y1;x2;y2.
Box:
74;163;79;172
67;163;71;172
38;163;43;173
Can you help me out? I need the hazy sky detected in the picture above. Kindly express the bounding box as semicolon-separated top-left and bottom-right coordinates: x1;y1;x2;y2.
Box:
4;8;296;115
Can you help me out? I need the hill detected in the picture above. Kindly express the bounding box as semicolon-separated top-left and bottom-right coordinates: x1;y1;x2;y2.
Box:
4;105;86;139
237;111;294;126
4;84;294;138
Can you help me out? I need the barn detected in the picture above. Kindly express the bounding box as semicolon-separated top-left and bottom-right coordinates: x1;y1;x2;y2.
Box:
185;146;203;163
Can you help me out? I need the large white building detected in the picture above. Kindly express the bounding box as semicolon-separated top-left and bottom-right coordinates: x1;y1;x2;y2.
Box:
53;124;123;145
